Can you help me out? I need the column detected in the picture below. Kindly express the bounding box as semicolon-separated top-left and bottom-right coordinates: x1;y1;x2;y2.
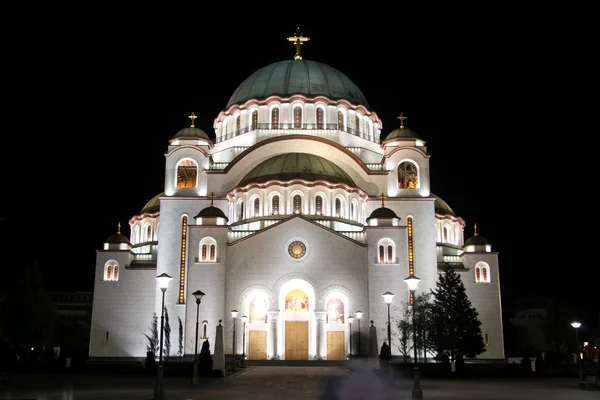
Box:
315;310;326;360
267;310;279;360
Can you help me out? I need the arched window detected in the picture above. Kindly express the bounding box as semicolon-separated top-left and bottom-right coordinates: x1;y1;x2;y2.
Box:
202;321;208;339
475;267;481;283
443;226;449;243
351;201;358;220
379;246;384;263
250;297;267;323
315;195;323;215
113;265;119;281
285;289;308;311
254;198;260;217
377;239;395;264
133;225;140;245
272;195;279;215
251;110;258;129
200;237;217;263
337;110;344;130
397;161;419;189
202;244;207;262
104;261;119;281
237;201;244;221
483;267;488;282
293;195;302;214
146;225;152;241
364;120;370;138
210;244;215;262
106;265;112;281
176;159;198;188
316;108;324;129
355;115;360;134
335;198;341;217
326;298;344;323
236;114;241;134
271;108;279;128
293;106;302;128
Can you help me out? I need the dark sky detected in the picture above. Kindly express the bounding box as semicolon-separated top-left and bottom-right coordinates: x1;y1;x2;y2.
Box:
6;19;597;327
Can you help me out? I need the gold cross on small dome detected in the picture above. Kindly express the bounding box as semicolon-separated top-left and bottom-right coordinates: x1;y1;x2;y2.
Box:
188;112;198;128
397;113;407;129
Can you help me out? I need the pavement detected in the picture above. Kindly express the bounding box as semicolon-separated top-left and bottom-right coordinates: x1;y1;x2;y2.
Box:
0;365;597;400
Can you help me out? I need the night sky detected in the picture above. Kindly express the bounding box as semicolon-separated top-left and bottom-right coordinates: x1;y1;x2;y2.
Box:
6;20;596;328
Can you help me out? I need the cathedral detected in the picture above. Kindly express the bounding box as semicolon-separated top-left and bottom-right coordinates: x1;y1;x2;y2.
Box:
89;29;505;361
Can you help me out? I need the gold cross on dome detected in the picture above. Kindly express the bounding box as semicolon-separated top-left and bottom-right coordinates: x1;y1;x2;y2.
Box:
209;192;215;206
474;223;478;236
379;192;386;207
397;113;407;129
188;112;198;128
287;27;310;60
117;221;121;234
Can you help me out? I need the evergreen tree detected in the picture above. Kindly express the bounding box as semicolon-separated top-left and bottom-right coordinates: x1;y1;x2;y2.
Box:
429;265;485;362
164;307;171;361
143;313;159;355
177;316;184;360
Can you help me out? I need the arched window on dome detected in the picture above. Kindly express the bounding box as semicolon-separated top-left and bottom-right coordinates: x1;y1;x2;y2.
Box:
364;118;371;138
199;237;217;263
236;200;244;222
454;226;460;246
377;239;395;264
335;198;341;217
133;225;140;245
253;198;260;218
236;114;241;134
146;225;152;242
104;260;119;281
271;195;280;215
293;195;302;214
251;110;258;130
397;161;419;189
351;199;358;221
176;159;198;188
316;107;324;129
271;108;280;129
355;114;360;135
315;195;323;215
337;110;345;130
443;226;449;243
293;106;302;128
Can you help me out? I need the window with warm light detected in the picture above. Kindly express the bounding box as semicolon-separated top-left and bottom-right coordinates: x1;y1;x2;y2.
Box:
251;110;258;129
253;198;260;217
176;159;198;188
316;107;324;129
377;239;395;263
293;195;302;214
337;110;345;130
293;106;302;128
315;195;323;215
199;237;217;263
271;107;279;128
178;216;188;303
397;161;419;189
271;195;279;215
335;198;341;217
104;261;119;281
202;321;208;339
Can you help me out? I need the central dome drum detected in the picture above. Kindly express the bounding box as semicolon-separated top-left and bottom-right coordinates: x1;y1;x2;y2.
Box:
226;60;369;108
238;153;355;187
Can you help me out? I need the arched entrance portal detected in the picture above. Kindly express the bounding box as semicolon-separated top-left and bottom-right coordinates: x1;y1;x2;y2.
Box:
278;279;316;360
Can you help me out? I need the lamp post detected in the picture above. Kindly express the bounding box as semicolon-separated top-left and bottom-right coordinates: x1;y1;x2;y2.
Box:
154;273;172;400
382;291;394;361
571;321;582;383
241;315;248;367
404;274;423;400
348;316;354;356
231;310;238;365
191;289;205;385
356;310;363;356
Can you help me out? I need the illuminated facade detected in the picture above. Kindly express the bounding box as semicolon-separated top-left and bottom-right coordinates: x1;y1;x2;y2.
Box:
89;30;504;361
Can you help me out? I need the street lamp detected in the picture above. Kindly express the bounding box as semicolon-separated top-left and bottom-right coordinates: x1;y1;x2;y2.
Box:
356;310;363;356
404;274;423;400
191;289;205;385
231;310;238;365
348;316;354;356
382;291;394;361
571;321;582;383
241;315;248;367
154;273;172;400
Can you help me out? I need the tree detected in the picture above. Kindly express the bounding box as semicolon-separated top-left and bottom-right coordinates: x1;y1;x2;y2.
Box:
414;292;434;363
164;307;171;362
392;301;413;363
143;313;159;355
429;265;486;363
177;316;184;360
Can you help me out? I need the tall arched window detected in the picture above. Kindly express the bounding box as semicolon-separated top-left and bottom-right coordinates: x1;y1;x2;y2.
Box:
293;106;302;128
378;239;395;263
335;198;341;217
237;201;244;222
202;321;208;339
443;226;449;243
397;161;419;189
355;115;360;135
176;160;197;188
202;244;207;262
272;195;279;215
337;110;344;130
253;198;260;217
236;114;241;133
105;261;119;281
200;237;217;263
316;108;324;129
146;225;152;241
210;245;215;262
113;265;119;281
251;110;258;129
315;195;323;215
106;265;112;281
271;108;279;128
293;195;302;214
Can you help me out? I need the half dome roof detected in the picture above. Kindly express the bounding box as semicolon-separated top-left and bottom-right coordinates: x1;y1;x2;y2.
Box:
238;153;355;187
226;60;369;108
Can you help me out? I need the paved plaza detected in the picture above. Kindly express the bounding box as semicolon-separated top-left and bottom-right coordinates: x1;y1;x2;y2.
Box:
0;366;597;400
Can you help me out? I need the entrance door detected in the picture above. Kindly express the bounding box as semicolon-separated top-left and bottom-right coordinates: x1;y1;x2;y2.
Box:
248;330;267;360
327;331;345;360
285;321;308;360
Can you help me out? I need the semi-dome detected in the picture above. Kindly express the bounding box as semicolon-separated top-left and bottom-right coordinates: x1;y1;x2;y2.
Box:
431;194;456;216
140;192;163;215
238;153;356;187
226;60;369;108
171;127;211;141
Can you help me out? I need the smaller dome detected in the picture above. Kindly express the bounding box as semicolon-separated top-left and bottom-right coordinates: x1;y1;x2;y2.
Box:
105;232;130;245
432;194;456;216
195;205;229;221
383;127;422;142
171;127;211;142
465;235;490;246
140;192;163;215
366;207;401;221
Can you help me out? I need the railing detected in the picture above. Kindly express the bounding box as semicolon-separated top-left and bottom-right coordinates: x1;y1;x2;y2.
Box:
215;123;380;144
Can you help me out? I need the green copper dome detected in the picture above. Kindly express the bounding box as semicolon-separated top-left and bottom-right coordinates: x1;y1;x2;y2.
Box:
366;207;401;221
195;205;228;221
140;192;163;215
227;60;369;108
239;153;356;187
431;194;456;216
